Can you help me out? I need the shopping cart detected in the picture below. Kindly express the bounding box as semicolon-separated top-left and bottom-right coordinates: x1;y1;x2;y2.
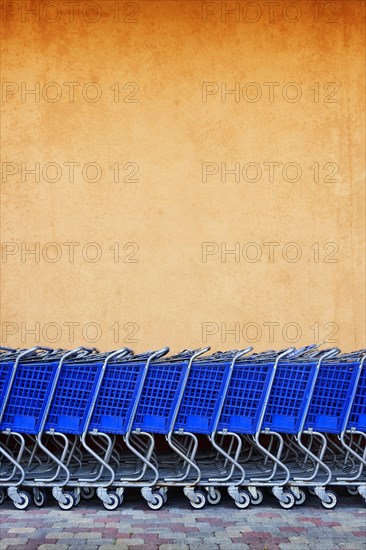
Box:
87;348;170;509
38;347;131;509
0;346;63;508
328;351;366;503
165;347;255;508
0;347;26;505
286;348;362;508
207;347;297;508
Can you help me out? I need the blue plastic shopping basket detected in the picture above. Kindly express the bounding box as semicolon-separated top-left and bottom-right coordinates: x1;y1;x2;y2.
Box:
45;357;103;434
218;354;273;433
347;363;366;431
262;358;319;434
174;355;232;434
132;352;193;434
0;359;59;434
89;354;148;434
0;360;14;412
304;358;361;433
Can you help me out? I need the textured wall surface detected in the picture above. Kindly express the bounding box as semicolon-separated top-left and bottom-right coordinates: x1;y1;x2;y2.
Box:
1;0;365;352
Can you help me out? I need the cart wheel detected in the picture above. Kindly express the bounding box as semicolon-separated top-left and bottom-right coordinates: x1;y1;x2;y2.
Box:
147;493;164;510
14;491;30;510
157;489;168;504
74;494;81;506
207;488;222;505
81;487;95;500
293;489;306;506
34;490;46;508
321;491;337;510
0;488;5;505
346;486;359;496
250;489;264;506
279;492;295;509
190;491;207;509
102;493;120;511
234;490;251;509
58;493;75;511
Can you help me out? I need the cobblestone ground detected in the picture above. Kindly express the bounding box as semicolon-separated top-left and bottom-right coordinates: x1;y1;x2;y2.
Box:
0;488;365;550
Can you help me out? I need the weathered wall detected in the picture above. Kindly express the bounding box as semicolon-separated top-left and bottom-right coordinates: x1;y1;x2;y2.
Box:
1;0;365;352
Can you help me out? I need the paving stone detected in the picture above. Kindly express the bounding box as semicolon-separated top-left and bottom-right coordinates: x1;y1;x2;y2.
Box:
45;532;75;539
159;545;189;550
0;539;29;546
8;528;36;534
289;536;311;544
73;532;103;539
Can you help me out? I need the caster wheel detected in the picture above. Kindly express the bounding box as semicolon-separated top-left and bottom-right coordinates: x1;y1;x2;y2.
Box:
207;488;222;505
250;489;264;506
0;488;5;505
80;487;95;500
235;490;251;509
346;486;359;496
321;491;337;509
58;493;75;511
147;493;164;510
74;494;81;506
102;493;120;511
33;490;46;508
14;491;31;510
157;489;168;504
190;491;207;509
279;492;295;509
293;489;306;506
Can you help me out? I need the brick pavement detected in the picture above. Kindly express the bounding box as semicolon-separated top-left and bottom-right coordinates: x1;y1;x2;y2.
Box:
0;489;365;550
